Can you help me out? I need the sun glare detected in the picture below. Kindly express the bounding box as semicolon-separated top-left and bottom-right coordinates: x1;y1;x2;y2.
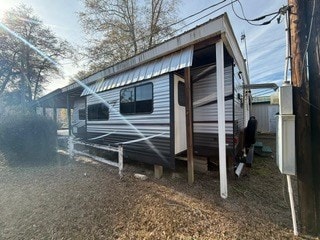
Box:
0;0;15;19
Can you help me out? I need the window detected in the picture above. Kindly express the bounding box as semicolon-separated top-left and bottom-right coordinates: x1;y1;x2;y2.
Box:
78;109;86;120
178;81;185;106
120;87;135;114
120;83;153;114
88;103;109;121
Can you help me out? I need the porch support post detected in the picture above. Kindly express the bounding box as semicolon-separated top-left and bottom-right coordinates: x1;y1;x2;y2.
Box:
53;104;57;124
67;94;72;136
216;40;228;198
184;67;194;184
42;107;46;116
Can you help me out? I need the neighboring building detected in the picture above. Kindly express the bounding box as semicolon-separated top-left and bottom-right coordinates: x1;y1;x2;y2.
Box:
252;96;279;133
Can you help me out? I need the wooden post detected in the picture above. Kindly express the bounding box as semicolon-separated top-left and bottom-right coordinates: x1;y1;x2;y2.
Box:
216;40;228;199
67;94;72;136
184;67;194;184
118;145;123;178
42;107;46;116
289;0;319;234
307;0;320;234
154;165;163;179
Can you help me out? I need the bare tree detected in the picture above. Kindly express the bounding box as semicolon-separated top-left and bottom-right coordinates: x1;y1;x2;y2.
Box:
0;5;71;105
145;0;179;48
79;0;180;72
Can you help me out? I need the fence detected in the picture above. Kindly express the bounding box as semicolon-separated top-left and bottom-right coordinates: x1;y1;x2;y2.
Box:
68;137;123;177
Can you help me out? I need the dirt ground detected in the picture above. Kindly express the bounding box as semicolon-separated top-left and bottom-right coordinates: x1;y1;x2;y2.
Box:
0;135;318;240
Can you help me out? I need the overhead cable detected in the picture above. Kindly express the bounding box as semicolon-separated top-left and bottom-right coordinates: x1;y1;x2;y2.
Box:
231;0;285;26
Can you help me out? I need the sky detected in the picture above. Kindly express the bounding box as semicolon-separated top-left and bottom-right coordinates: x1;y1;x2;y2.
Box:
0;0;287;96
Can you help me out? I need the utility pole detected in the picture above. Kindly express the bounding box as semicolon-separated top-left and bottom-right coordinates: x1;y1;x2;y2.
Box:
307;0;320;234
289;0;320;235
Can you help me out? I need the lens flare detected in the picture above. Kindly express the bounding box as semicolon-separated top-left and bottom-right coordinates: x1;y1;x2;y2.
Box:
0;1;13;19
0;21;167;163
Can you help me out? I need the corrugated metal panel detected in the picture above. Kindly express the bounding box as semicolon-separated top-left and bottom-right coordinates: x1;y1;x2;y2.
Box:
193;123;234;134
234;64;244;131
252;104;269;132
81;46;193;96
192;65;234;148
83;74;172;166
192;65;233;123
86;74;171;138
251;104;279;133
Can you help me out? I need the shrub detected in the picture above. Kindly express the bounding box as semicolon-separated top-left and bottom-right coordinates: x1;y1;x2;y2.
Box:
0;111;57;164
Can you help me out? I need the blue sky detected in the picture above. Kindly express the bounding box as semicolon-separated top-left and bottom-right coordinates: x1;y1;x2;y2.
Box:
0;0;286;96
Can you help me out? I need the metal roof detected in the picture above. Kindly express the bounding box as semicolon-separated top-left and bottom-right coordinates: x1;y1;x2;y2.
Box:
81;46;194;96
37;13;249;103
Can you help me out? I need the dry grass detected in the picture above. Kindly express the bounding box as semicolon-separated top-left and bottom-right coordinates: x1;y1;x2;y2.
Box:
0;136;318;240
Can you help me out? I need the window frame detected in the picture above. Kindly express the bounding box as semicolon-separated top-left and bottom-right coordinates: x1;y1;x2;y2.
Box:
87;103;109;121
78;109;86;120
120;82;154;115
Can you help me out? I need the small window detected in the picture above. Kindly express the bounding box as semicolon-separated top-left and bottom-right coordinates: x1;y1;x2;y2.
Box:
79;109;86;120
88;103;109;121
120;83;153;114
120;87;135;114
178;81;185;106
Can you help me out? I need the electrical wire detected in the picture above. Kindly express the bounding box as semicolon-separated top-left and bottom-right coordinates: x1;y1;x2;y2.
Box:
300;0;316;81
301;96;320;112
121;0;235;47
167;0;237;37
120;0;236;47
163;0;227;29
231;0;281;26
91;0;230;49
77;0;236;64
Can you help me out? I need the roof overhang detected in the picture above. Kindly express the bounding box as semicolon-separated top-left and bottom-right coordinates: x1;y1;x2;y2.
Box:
221;16;249;85
35;13;249;107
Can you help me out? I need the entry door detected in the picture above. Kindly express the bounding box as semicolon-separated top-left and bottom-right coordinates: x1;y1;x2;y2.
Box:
174;74;187;154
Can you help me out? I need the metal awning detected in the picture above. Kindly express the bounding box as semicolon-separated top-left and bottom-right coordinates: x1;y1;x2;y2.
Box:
81;46;194;96
243;83;278;91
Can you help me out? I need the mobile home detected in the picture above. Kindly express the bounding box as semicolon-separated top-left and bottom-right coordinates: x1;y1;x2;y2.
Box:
35;14;250;194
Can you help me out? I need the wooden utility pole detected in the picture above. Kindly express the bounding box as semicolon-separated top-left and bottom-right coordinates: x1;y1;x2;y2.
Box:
289;0;320;235
307;0;320;234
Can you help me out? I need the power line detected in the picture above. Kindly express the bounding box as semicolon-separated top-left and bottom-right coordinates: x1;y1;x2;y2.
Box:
77;0;236;65
300;0;316;82
166;0;238;38
164;0;227;29
231;0;281;26
116;0;235;49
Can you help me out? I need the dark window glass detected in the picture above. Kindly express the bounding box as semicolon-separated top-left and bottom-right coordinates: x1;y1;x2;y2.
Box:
79;109;86;120
120;83;153;114
120;87;135;114
88;103;109;121
178;81;185;106
120;87;135;103
135;84;153;113
136;84;152;101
